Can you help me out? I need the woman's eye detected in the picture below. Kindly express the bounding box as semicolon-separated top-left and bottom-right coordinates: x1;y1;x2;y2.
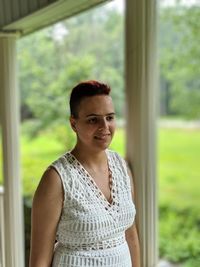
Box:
88;118;98;124
106;116;114;121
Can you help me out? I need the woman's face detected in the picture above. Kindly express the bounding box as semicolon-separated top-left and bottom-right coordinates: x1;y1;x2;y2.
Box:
70;95;116;152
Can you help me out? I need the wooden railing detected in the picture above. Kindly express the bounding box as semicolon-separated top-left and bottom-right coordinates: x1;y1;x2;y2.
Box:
0;186;5;267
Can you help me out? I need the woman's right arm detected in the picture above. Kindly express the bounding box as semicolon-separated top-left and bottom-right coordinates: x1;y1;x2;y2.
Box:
29;167;63;267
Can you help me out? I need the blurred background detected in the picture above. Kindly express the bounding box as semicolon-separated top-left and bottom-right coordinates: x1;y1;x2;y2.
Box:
0;0;199;266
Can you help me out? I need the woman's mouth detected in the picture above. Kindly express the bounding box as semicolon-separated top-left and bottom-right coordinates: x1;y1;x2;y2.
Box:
94;134;110;140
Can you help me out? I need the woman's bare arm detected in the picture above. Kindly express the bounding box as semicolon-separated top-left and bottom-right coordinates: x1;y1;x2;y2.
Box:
29;168;63;267
125;167;141;267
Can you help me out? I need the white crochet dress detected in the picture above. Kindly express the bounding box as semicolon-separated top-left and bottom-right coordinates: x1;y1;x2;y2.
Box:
51;150;136;267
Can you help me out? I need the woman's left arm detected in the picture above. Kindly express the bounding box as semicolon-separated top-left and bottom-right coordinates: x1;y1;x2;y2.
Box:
125;167;141;267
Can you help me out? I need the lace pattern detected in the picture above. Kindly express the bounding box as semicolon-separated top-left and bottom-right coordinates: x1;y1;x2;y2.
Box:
51;150;136;267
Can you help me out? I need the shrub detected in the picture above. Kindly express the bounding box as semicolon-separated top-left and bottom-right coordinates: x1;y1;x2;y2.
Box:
159;204;200;264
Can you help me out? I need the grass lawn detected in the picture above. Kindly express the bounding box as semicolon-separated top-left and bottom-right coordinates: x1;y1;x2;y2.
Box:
20;134;64;195
158;128;200;211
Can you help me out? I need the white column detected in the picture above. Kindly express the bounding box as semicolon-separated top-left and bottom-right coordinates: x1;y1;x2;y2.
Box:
0;33;24;267
125;1;158;267
0;186;5;267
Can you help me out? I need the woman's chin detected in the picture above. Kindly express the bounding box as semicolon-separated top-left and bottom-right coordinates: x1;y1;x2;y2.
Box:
93;139;112;150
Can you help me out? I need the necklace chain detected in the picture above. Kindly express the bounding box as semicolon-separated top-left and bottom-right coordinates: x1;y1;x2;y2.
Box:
108;168;113;201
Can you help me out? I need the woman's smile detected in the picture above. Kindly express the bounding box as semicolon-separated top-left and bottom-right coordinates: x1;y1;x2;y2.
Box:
70;95;116;152
94;134;111;140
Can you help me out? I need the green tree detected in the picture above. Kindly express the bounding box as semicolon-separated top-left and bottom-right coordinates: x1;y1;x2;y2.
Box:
59;7;125;116
18;5;125;137
159;4;200;119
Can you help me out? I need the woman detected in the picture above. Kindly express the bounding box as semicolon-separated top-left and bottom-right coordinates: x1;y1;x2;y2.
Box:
29;80;141;267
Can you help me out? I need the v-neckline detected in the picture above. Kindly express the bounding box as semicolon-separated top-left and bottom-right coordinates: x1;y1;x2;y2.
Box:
67;150;116;208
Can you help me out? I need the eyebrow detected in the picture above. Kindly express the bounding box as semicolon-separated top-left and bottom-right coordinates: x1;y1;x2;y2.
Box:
86;112;115;117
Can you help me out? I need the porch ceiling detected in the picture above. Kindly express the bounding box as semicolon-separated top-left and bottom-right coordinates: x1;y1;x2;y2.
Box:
0;0;109;36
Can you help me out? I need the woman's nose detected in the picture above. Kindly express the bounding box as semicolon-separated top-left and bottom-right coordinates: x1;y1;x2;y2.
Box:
99;118;108;129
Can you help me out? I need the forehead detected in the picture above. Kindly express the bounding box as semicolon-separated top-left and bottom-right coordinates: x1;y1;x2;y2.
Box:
78;95;114;116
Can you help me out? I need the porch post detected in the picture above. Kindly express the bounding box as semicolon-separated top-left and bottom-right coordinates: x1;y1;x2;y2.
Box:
0;33;24;267
125;0;158;267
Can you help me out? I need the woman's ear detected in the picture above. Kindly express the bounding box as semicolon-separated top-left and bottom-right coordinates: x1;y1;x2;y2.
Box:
70;116;77;132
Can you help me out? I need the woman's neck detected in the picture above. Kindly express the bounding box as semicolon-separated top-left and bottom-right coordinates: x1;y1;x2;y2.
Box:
70;145;107;170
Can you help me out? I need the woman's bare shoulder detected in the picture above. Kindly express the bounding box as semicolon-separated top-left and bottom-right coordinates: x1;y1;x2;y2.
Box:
33;167;63;203
30;168;63;267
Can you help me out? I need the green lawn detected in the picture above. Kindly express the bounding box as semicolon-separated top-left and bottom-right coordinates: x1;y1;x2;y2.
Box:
158;128;200;211
157;127;200;265
20;134;64;195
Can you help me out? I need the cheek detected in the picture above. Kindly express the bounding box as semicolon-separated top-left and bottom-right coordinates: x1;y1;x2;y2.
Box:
110;122;116;132
77;124;97;136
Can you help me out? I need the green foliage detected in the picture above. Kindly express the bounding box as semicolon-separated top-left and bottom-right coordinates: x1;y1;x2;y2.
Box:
20;130;64;195
18;31;96;135
50;124;76;150
26;54;95;128
159;206;200;263
110;127;125;156
159;5;200;118
158;127;200;266
17;6;124;137
183;257;200;267
17;3;200;137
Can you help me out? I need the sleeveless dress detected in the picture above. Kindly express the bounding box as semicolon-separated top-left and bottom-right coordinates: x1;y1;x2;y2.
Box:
51;149;136;267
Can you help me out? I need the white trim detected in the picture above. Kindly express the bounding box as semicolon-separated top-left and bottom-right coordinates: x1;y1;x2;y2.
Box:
125;0;158;266
0;186;5;267
0;35;24;267
2;0;110;36
0;31;21;37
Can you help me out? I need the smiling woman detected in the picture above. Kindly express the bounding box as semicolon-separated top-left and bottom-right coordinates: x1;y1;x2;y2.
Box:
70;96;115;152
29;80;141;267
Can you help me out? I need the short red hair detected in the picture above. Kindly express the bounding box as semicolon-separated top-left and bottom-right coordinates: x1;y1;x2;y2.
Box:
69;80;111;117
